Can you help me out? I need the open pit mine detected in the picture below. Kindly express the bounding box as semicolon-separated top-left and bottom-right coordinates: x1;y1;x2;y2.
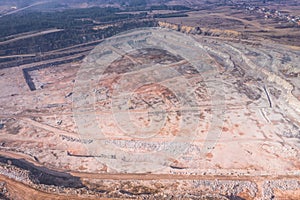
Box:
0;27;299;199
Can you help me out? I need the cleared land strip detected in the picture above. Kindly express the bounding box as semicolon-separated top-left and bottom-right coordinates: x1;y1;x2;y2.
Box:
0;1;49;18
71;172;300;181
1;150;299;182
0;29;64;45
1;48;88;70
0;54;36;59
0;40;102;69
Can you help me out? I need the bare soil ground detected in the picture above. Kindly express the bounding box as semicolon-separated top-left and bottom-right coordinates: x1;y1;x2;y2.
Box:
0;1;299;199
0;28;299;199
159;4;300;47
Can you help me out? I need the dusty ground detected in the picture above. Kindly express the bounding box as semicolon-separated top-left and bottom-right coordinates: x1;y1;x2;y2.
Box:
0;27;299;199
159;3;300;47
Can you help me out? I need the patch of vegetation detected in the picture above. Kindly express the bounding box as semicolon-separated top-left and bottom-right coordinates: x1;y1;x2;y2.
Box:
0;6;158;56
0;7;141;38
150;5;191;11
154;13;189;18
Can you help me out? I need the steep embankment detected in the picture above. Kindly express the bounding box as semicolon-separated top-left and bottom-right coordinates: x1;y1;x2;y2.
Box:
158;21;241;38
